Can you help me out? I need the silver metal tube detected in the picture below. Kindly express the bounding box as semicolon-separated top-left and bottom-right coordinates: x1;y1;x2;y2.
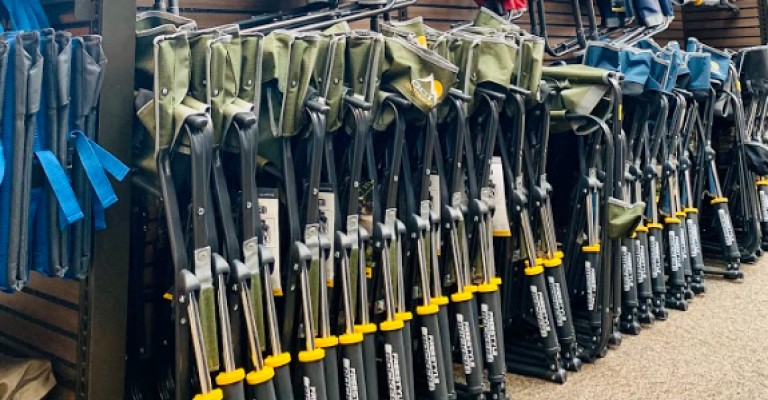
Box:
188;293;213;393
241;285;265;369
217;275;236;371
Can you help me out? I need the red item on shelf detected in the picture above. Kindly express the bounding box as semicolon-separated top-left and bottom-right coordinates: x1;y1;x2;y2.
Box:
473;0;526;11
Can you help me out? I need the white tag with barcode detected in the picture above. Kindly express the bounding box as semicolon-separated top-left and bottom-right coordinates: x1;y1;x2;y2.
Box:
259;194;282;296
489;157;511;237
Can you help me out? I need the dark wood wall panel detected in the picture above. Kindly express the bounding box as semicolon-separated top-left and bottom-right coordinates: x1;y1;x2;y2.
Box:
0;274;81;396
682;0;764;49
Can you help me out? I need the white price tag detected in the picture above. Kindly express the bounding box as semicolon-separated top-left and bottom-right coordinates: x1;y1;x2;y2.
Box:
259;193;282;296
489;157;511;237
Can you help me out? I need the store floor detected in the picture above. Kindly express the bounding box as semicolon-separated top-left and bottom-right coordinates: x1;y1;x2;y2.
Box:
505;258;768;400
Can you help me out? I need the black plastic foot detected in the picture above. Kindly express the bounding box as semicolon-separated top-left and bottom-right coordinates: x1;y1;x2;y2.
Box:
620;321;641;335
690;282;706;294
742;253;758;263
638;311;655;324
652;306;669;320
562;355;583;372
724;270;744;280
609;330;622;347
684;289;695;300
665;298;688;311
486;382;505;400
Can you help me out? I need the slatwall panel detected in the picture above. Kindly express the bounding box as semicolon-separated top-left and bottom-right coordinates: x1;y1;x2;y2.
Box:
0;275;81;400
682;0;764;50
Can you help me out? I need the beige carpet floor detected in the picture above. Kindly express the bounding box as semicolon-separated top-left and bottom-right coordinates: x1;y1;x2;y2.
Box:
505;258;768;400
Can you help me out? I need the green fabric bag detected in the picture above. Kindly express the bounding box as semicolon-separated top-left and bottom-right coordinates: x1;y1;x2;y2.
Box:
260;30;322;138
382;16;428;46
440;32;514;115
135;11;196;91
607;198;646;239
134;29;211;173
374;35;458;130
472;7;523;34
257;31;322;169
516;35;544;104
344;30;384;103
425;25;450;58
187;27;247;146
315;26;348;132
208;29;263;153
543;64;613;134
239;31;264;114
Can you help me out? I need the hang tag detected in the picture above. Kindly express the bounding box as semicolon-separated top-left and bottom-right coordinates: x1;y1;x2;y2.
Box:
429;174;442;253
259;189;282;296
489;157;511;237
319;189;336;288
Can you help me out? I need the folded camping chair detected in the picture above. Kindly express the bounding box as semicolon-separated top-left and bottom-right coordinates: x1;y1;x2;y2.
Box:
134;13;229;400
626;44;695;311
298;25;380;400
320;28;398;400
540;64;619;363
0;30;43;291
252;29;340;399
183;27;263;400
584;42;653;332
225;28;293;400
331;29;386;400
356;27;459;400
666;45;702;300
473;14;584;375
520;83;587;371
735;45;768;252
714;61;763;263
0;2;92;288
670;49;713;295
442;16;553;385
0;10;81;284
31;30;77;278
426;26;520;396
685;38;742;278
188;26;301;400
375;24;461;399
584;42;659;327
453;17;579;380
382;25;456;400
68;35;128;280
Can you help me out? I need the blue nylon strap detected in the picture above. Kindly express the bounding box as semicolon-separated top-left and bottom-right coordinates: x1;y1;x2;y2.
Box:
2;0;32;30
72;131;128;214
0;141;5;187
35;150;83;224
93;200;106;231
90;142;127;231
91;140;129;181
28;0;51;29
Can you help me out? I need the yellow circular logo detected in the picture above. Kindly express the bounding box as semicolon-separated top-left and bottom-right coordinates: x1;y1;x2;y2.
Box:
711;60;721;73
416;35;427;47
433;80;443;98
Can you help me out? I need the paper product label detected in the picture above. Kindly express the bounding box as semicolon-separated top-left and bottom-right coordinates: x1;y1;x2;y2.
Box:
489;157;511;237
259;190;282;296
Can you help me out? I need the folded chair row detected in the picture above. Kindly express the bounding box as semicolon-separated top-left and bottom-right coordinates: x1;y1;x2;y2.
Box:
0;0;126;292
128;2;762;400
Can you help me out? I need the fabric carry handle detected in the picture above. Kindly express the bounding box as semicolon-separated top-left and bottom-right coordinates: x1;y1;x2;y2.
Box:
34;150;83;226
71;131;129;214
